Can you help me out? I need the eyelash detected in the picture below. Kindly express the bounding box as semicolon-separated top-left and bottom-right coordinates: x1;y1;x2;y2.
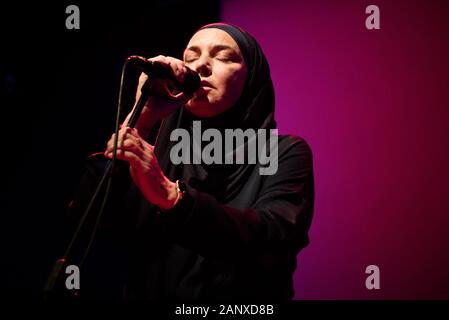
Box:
185;57;231;63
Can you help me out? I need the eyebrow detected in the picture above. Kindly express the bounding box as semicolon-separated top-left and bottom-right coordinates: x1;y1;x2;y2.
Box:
185;44;235;54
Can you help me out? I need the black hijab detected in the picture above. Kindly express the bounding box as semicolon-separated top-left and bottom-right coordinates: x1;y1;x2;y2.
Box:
154;23;276;203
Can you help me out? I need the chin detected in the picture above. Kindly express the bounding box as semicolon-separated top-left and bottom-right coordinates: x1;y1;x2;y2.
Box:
185;105;217;118
186;99;215;118
186;95;231;118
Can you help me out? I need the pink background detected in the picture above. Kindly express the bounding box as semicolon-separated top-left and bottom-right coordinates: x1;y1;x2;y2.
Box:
223;0;449;299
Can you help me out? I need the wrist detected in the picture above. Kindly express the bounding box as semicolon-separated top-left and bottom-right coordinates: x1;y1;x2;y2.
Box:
157;179;178;210
158;179;186;211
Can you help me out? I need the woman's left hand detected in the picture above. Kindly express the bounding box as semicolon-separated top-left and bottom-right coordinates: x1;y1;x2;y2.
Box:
104;126;178;210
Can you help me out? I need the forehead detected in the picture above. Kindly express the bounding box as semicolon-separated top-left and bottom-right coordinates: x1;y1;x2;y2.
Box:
186;28;241;52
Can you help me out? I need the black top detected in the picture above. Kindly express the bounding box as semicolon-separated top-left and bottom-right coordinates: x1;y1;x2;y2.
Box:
67;133;314;301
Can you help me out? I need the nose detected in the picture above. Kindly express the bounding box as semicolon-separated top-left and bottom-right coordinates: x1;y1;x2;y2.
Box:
192;56;212;77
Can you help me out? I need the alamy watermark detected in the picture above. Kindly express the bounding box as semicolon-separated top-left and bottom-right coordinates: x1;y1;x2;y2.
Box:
65;264;80;290
169;121;279;175
65;5;80;30
65;5;380;31
365;5;380;30
365;264;380;290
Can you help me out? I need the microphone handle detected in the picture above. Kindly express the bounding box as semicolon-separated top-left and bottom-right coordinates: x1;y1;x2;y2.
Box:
127;77;152;128
128;56;200;95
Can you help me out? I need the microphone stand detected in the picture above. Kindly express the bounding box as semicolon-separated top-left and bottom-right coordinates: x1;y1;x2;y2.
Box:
43;78;154;300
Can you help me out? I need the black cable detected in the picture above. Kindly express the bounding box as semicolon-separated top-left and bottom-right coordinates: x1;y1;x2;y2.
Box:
44;57;131;296
78;57;130;268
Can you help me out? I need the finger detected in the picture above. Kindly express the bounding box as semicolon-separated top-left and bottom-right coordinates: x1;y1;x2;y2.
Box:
108;139;145;158
125;127;145;140
115;130;128;149
149;56;186;83
125;128;154;151
106;137;143;157
106;132;120;151
104;148;141;164
136;73;149;100
122;127;144;147
106;129;140;153
148;55;167;63
172;63;187;83
127;131;155;154
164;85;191;103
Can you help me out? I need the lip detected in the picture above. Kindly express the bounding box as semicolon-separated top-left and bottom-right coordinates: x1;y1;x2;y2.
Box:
200;80;214;88
194;86;212;96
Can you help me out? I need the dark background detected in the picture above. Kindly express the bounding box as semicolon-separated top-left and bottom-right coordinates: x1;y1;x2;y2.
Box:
0;1;219;300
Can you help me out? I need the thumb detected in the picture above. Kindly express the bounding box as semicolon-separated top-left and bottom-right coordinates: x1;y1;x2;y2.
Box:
163;81;192;104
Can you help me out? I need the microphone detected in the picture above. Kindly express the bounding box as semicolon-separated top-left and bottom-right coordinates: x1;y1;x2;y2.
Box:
127;55;201;95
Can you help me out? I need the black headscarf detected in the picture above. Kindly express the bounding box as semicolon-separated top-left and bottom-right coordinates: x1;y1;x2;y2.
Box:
154;23;276;203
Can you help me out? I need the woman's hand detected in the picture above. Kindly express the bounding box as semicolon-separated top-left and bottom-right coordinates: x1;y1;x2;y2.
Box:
104;126;178;210
123;55;194;137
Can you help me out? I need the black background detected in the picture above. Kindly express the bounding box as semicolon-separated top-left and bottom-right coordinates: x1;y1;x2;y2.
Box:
0;0;219;300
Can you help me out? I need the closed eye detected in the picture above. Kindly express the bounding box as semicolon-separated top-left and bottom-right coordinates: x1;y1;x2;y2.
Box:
184;45;242;64
215;52;240;62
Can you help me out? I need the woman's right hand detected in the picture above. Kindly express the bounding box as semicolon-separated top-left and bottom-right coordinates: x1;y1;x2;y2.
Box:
123;55;194;137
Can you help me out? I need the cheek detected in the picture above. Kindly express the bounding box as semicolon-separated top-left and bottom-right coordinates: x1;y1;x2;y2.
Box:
222;70;246;102
216;68;245;98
